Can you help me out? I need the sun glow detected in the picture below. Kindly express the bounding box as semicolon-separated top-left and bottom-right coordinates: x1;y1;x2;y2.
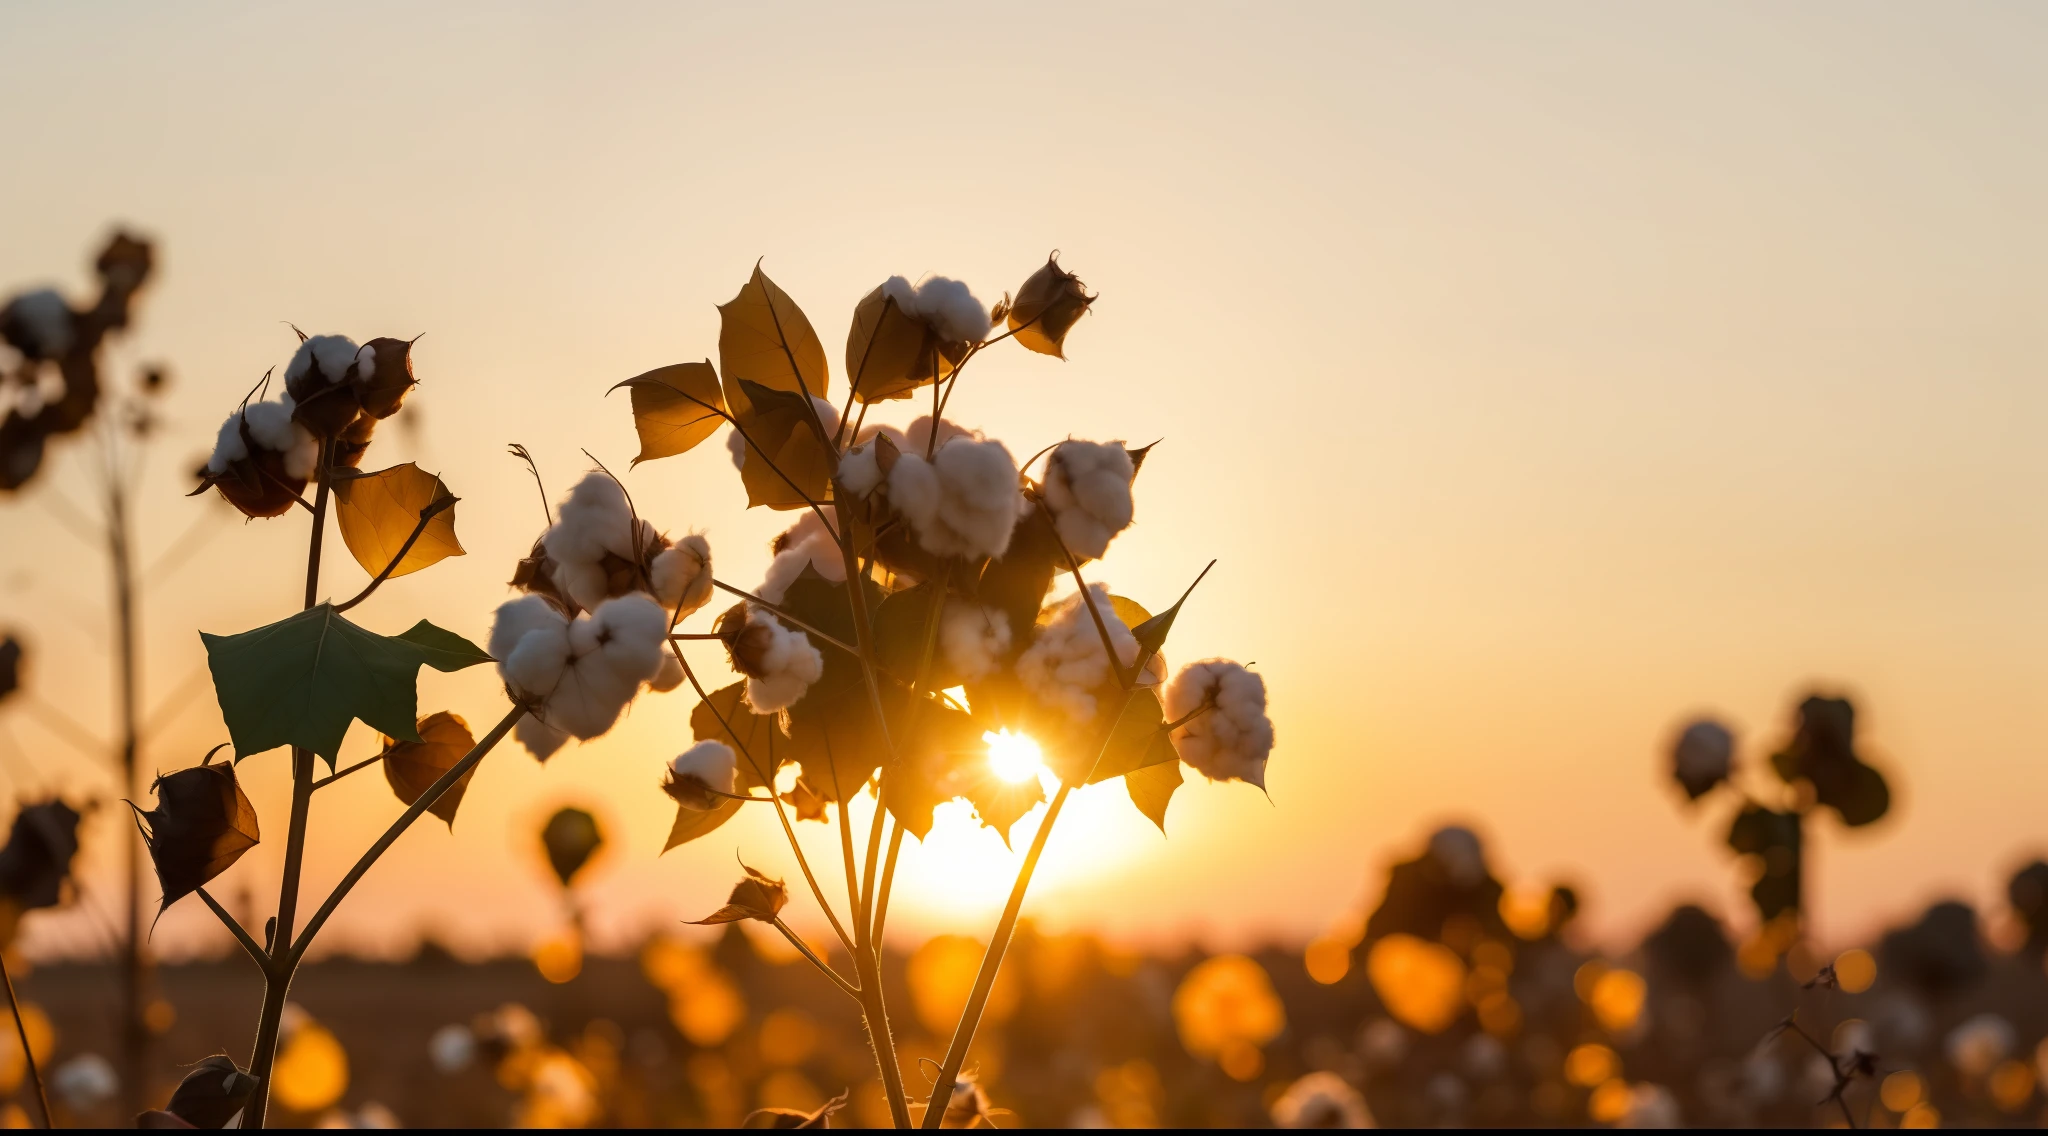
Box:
984;729;1045;784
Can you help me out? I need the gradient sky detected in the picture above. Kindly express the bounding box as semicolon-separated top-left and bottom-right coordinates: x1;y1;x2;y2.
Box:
1;1;2044;965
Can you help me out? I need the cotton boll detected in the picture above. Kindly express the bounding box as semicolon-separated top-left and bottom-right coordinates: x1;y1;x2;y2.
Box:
1946;1013;2015;1078
882;275;990;345
1426;826;1486;887
544;594;670;739
887;437;1023;561
241;398;319;479
1162;659;1274;787
899;416;971;455
726;428;747;471
1044;440;1136;561
1621;1085;1680;1129
837;440;885;498
516;715;570;762
1672;719;1734;800
757;514;846;604
1016;585;1141;722
284;334;359;387
809;396;840;441
490;595;568;663
650;534;713;617
2;290;75;359
940;601;1011;681
649;651;684;692
729;609;824;714
503;625;572;699
204;409;252;474
666;741;737;810
544;472;660;611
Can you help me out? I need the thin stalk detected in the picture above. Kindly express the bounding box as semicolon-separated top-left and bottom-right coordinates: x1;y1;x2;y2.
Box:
105;445;152;1120
286;705;526;967
310;751;386;791
0;952;50;1128
921;687;1143;1129
711;579;863;659
197;887;267;970
242;440;333;1129
772;917;860;999
872;823;905;945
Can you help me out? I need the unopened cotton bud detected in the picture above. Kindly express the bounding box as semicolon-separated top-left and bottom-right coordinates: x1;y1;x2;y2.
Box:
1007;254;1095;358
664;741;737;811
1672;719;1733;801
1428;826;1487;887
352;336;419;419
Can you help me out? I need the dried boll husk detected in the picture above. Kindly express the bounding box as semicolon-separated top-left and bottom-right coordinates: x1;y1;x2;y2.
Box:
1007;254;1095;358
0;800;82;911
541;806;603;887
688;862;788;925
331;410;377;470
509;534;580;616
352;336;419;419
146;1055;258;1129
133;753;260;913
199;439;306;520
284;335;366;438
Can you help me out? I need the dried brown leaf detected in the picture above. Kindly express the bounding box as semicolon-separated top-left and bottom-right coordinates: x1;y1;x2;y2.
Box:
380;711;478;828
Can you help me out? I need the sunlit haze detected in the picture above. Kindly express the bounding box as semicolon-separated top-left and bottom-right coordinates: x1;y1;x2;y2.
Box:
2;1;2045;970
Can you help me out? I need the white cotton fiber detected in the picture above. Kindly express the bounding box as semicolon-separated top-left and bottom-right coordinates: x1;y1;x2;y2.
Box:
940;601;1010;681
1162;659;1274;788
204;410;252;474
492;593;668;742
516;715;571;761
651;534;714;617
205;397;317;478
726;428;747;471
1044;440;1136;561
650;651;684;692
758;513;845;604
887;437;1022;561
669;741;737;808
881;275;990;345
1015;584;1141;722
733;608;824;713
285;334;360;387
353;342;377;380
543;472;659;612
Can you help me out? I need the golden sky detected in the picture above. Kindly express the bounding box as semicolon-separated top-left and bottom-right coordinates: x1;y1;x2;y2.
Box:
2;1;2045;963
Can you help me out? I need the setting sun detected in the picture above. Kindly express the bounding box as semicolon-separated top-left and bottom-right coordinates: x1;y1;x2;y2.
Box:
984;729;1046;784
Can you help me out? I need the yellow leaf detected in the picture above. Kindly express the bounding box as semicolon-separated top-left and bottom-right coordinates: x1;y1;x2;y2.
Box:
618;361;725;463
332;463;463;580
718;262;830;403
664;796;741;852
845;285;939;404
379;711;478;828
726;378;834;511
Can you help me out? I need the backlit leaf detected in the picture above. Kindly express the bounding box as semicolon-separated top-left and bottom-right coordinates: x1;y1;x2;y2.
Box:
1082;687;1178;785
664;797;743;853
846;285;938;404
1126;760;1183;833
719;263;830;403
729;378;834;510
379;710;479;828
200;606;492;766
691;680;782;790
332;463;463;580
135;758;260;912
617;361;726;463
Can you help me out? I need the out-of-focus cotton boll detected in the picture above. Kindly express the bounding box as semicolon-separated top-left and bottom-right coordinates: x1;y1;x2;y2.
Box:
1163;659;1274;788
51;1054;118;1111
1672;719;1734;800
1270;1071;1372;1129
1016;585;1141;722
285;334;360;387
1621;1084;1680;1129
887;437;1023;561
758;513;846;605
1044;440;1136;561
728;608;824;713
650;534;714;617
543;472;660;612
1427;826;1487;887
838;439;885;498
808;396;840;440
940;601;1011;681
516;716;570;762
1946;1012;2015;1078
667;741;737;810
725;428;747;471
4;290;75;359
882;275;991;345
650;652;684;693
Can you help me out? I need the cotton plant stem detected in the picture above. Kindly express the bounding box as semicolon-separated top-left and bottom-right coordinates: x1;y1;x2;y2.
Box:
310;751;386;791
668;643;857;958
921;686;1143;1130
103;440;154;1123
197;887;267;969
773;917;859;1000
0;952;50;1128
332;494;456;614
285;704;526;968
242;443;333;1130
872;823;905;945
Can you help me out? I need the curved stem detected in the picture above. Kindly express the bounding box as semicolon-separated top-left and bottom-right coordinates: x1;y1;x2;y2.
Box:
333;494;455;614
287;704;525;968
198;887;268;971
773;917;860;1000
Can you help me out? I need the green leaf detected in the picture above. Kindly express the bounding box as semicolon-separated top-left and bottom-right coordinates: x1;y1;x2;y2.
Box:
691;681;781;789
1129;560;1216;670
1126;760;1183;833
200;605;492;767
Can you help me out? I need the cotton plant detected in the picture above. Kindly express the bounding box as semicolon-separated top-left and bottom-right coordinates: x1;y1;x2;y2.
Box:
595;253;1277;1128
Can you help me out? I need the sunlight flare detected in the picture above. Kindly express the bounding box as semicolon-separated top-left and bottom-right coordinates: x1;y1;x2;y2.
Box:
984;728;1045;784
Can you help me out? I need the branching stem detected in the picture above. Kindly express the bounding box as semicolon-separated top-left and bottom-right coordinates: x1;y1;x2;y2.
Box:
0;952;50;1129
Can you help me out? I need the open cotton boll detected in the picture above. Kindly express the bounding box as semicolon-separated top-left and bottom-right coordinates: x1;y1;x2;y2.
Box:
491;595;573;698
1163;658;1274;788
940;601;1011;681
1044;440;1136;561
729;608;824;713
887;437;1023;560
666;741;737;810
545;593;670;738
758;514;846;604
1016;584;1141;722
837;441;884;499
516;715;571;762
204;409;253;474
242;397;320;480
726;428;747;471
882;275;991;345
285;334;360;387
650;534;714;617
650;652;684;692
543;472;660;612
